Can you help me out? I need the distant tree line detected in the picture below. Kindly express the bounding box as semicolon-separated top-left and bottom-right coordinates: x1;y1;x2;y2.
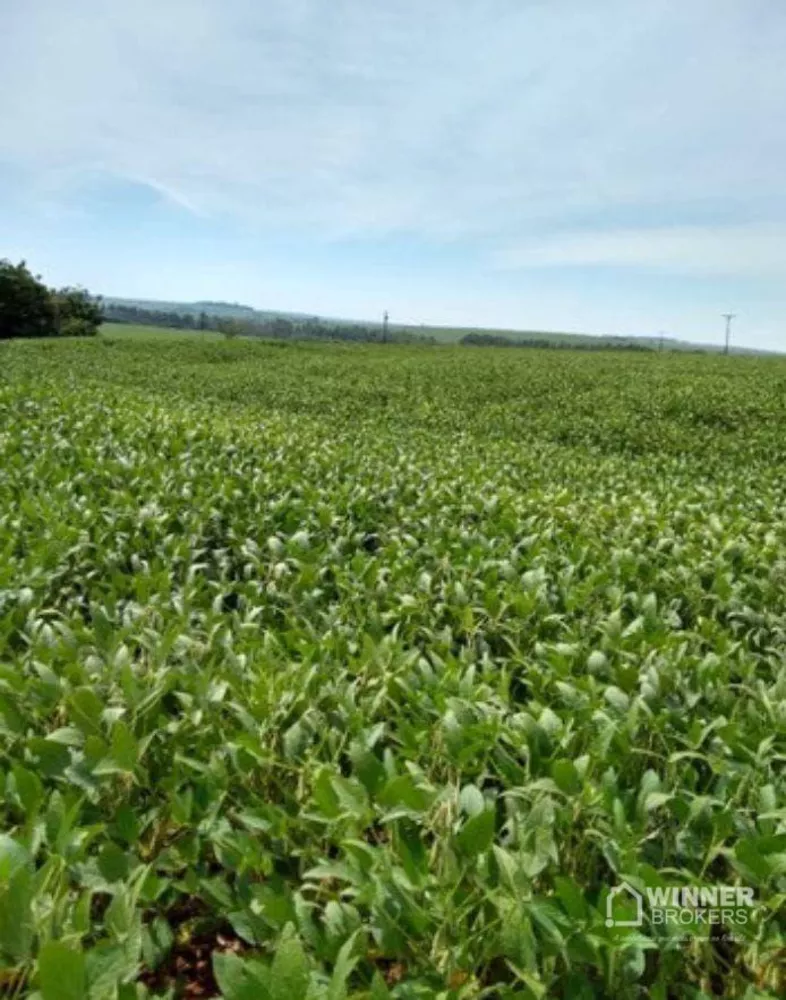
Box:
103;303;436;344
103;303;214;330
460;332;655;351
0;260;102;339
215;315;435;344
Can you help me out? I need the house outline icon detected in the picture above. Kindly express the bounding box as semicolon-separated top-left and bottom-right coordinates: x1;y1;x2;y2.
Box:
606;881;644;927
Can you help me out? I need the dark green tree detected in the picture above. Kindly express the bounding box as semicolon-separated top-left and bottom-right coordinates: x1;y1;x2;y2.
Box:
220;318;244;340
0;260;56;339
53;287;102;337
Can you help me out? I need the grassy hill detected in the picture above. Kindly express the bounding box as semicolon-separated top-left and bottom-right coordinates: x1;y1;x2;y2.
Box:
100;322;223;340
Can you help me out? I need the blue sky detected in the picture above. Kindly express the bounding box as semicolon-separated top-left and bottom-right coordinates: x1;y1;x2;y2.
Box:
3;0;786;349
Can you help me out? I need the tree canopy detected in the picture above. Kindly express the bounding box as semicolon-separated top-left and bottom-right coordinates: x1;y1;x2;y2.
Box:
0;260;102;339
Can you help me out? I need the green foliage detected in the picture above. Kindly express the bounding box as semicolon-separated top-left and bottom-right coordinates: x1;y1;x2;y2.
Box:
38;941;86;1000
1;335;786;997
54;287;102;337
460;330;654;351
0;261;101;339
0;259;56;339
0;836;34;964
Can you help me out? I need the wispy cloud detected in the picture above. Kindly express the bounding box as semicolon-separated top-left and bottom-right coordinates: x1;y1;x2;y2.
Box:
118;175;209;218
4;0;786;250
496;224;786;277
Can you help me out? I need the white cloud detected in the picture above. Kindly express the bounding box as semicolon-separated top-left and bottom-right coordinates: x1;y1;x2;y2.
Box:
496;224;786;277
2;0;786;271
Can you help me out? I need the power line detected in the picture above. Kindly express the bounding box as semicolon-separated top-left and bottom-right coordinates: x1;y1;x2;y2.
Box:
722;312;736;356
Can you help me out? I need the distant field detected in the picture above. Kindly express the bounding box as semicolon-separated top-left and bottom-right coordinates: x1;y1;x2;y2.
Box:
100;321;222;340
2;335;786;997
102;318;640;348
100;318;725;353
101;319;579;347
101;319;651;350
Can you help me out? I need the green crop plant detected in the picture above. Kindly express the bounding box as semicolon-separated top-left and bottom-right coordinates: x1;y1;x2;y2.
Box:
0;332;785;998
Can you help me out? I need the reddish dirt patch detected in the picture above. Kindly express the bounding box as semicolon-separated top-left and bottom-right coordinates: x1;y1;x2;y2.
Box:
139;928;246;999
138;897;248;999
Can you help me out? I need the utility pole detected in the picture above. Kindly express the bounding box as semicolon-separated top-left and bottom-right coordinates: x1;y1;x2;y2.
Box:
722;313;736;356
382;310;389;344
658;330;665;353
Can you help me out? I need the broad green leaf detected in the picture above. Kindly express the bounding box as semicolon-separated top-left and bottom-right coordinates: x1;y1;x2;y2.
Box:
456;807;496;857
39;941;86;1000
0;835;33;962
270;928;310;1000
110;722;138;772
11;764;44;816
551;759;581;796
459;784;486;816
213;952;270;1000
327;930;361;1000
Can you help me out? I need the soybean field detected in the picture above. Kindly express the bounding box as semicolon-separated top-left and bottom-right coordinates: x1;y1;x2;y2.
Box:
1;331;786;999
